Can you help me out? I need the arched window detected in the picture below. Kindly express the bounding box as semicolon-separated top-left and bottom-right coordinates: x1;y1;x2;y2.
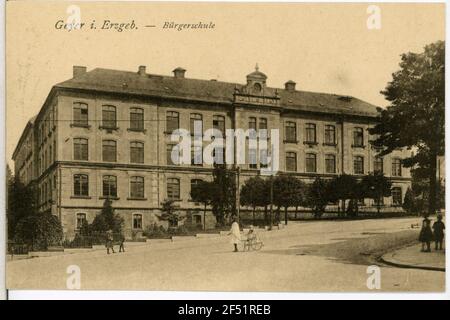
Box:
213;115;225;134
305;123;316;143
353;127;364;147
73;174;89;197
305;153;317;173
285;121;297;142
190;113;203;135
130;176;144;199
73;102;88;126
285;152;297;172
392;187;402;206
102;105;117;128
392;158;402;177
130;141;144;164
73;138;88;160
166;111;179;133
132;214;143;229
325;154;336;173
76;213;87;230
354;156;364;175
324;125;336;145
167;178;180;200
103;175;117;198
102;140;117;162
374;157;384;174
130;107;144;131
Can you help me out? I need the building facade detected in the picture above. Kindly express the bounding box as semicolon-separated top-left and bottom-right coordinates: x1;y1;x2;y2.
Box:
12;65;412;239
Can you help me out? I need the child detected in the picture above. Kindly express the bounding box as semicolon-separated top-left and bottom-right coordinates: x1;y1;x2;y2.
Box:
419;217;433;252
244;228;257;251
432;214;445;250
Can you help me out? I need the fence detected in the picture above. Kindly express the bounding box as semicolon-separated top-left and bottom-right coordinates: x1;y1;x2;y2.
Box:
64;232;125;248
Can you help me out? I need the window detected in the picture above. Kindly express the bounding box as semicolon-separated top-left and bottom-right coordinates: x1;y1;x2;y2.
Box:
324;125;336;145
76;213;87;230
353;127;364;147
102;140;117;162
73;174;89;197
354;156;364;175
392;187;402;206
102;105;117;129
73;138;88;161
167;178;180;200
102;175;117;198
392;158;402;177
249;117;257;130
167;144;177;165
249;148;257;169
285;122;297;142
130;107;144;131
285;152;297;172
325;154;336;173
130;141;144;164
374;157;384;174
305;153;317;173
213;147;224;165
191;146;203;166
373;197;384;207
73;102;88;126
213;115;225;134
190;179;203;193
166;111;179;133
130;176;144;198
133;214;143;229
305;123;316;143
190;113;203;135
259;118;267;129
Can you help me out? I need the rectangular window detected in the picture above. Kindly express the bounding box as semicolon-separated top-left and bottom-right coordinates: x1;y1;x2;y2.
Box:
374;157;384;174
130;107;144;131
286;152;297;172
130;176;144;198
102;105;117;129
130;141;144;164
259;118;267;130
190;113;203;136
305;123;316;143
325;154;336;173
285;122;297;142
76;213;87;230
354;156;364;175
73;102;88;126
103;175;117;198
133;214;143;229
167;178;180;200
74;174;89;197
324;125;336;145
213;147;224;165
102;140;117;162
353;128;364;147
191;146;203;166
249;117;257;130
73;138;88;161
249;148;257;169
305;153;317;173
213;115;225;134
392;187;402;206
166;111;179;133
392;159;402;177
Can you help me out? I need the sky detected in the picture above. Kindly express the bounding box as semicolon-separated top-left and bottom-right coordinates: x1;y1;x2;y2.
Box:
6;2;445;169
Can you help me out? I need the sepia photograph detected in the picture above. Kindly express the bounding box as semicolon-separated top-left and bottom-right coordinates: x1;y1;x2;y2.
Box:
3;1;447;297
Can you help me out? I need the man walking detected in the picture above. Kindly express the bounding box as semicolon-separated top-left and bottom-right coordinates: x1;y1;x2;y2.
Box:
433;214;445;250
106;230;115;254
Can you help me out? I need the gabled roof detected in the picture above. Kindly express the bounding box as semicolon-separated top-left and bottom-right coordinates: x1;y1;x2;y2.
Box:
55;68;380;118
12;115;37;160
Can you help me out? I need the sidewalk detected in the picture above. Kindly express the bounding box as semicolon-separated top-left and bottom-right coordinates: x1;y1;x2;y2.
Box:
381;243;445;272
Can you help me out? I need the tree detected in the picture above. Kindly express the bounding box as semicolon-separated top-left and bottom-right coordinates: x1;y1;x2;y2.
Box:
403;187;417;215
328;174;358;215
240;176;270;225
14;213;63;251
210;164;236;226
7;176;37;239
190;181;215;230
159;199;180;228
369;41;444;216
91;199;123;234
360;173;392;214
306;177;330;219
273;175;305;225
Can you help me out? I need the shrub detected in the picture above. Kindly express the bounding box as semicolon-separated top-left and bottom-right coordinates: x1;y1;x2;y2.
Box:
14;213;63;251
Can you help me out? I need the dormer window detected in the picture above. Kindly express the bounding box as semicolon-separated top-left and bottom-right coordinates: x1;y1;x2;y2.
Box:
253;83;262;93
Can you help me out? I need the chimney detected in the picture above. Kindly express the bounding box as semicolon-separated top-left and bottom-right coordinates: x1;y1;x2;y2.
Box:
173;67;186;79
285;80;296;91
73;66;87;78
138;65;146;76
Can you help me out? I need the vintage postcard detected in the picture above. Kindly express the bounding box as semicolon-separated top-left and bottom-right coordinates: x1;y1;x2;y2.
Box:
4;1;446;295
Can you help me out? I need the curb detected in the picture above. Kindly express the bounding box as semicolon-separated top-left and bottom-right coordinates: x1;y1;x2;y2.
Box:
378;255;445;272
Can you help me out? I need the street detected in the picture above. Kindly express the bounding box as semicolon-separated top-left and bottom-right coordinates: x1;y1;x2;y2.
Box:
6;217;445;292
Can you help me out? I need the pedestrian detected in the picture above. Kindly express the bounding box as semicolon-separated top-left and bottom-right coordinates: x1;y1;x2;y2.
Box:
418;217;433;252
118;233;125;253
432;214;445;250
106;229;115;254
228;217;241;252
